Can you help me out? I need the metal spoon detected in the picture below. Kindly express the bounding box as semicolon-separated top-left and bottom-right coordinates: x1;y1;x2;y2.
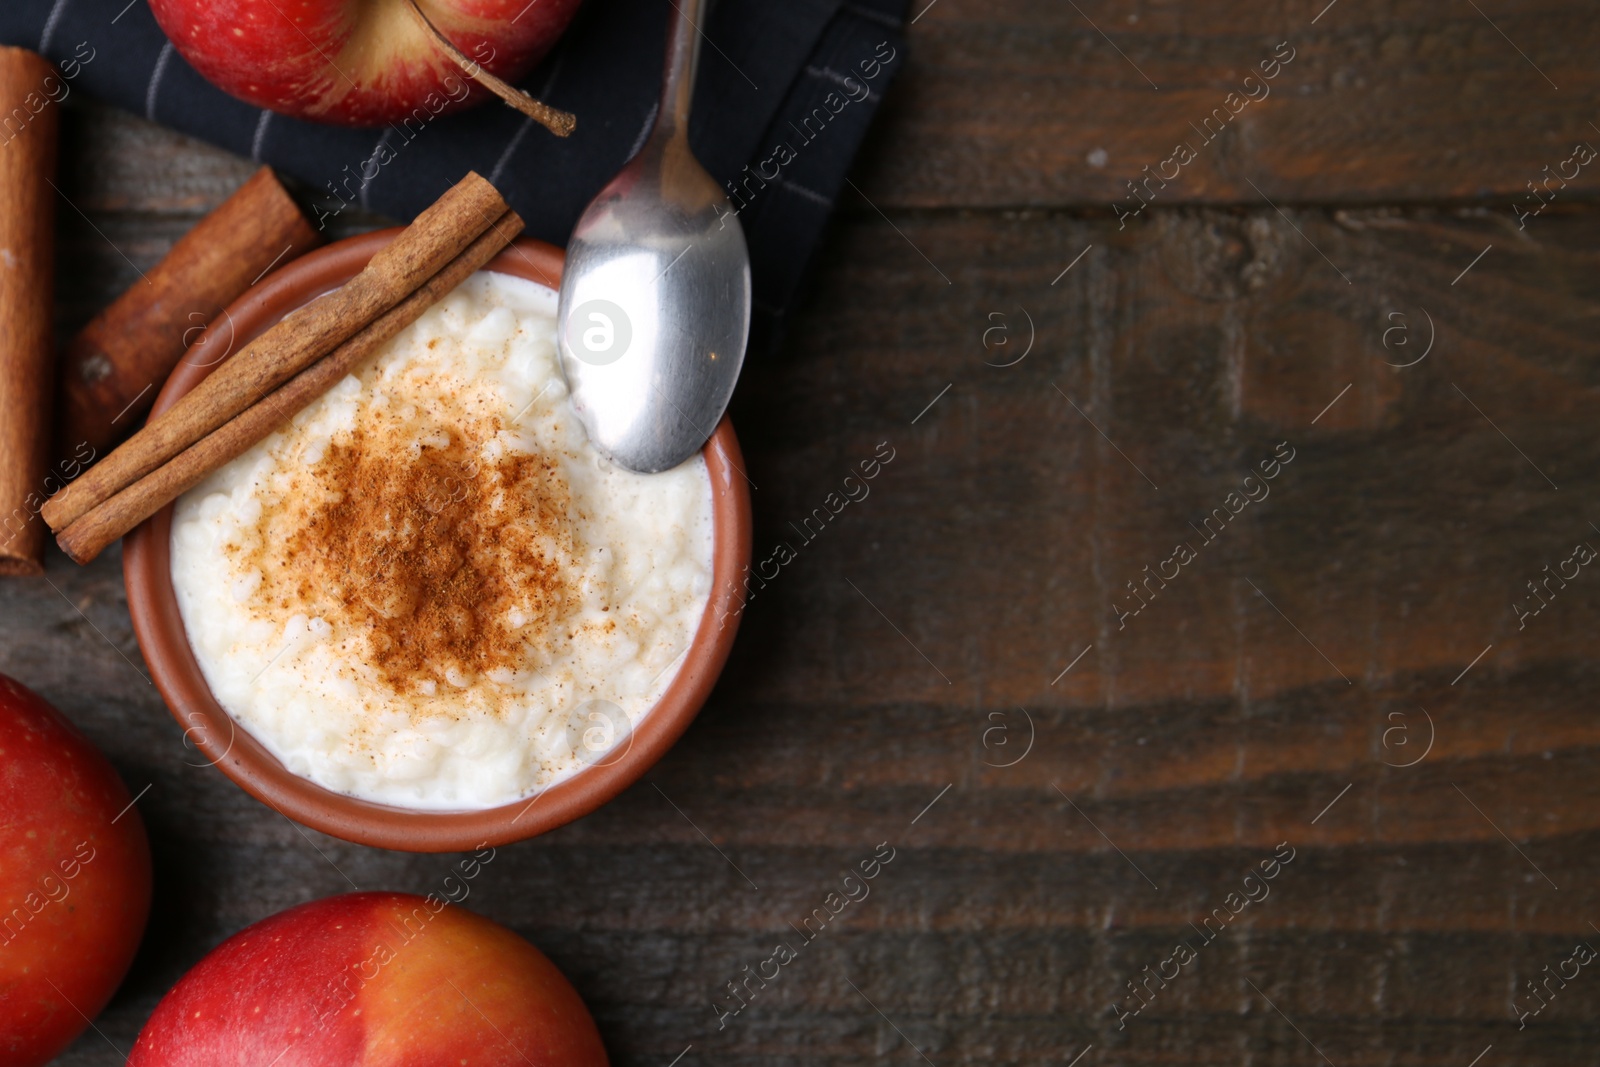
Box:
556;0;751;474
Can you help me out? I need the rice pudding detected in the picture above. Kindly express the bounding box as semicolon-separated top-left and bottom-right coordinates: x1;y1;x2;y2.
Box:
169;270;715;811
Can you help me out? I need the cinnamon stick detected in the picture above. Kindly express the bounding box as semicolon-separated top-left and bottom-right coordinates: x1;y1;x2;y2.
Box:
57;208;524;565
58;167;322;459
43;169;509;533
0;48;59;576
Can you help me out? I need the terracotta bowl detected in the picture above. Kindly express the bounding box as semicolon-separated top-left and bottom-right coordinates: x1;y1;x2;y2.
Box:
124;230;751;853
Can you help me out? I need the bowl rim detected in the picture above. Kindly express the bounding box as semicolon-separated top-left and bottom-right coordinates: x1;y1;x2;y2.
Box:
122;230;751;853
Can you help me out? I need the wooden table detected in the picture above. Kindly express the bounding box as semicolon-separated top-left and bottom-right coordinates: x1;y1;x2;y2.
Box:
11;1;1600;1063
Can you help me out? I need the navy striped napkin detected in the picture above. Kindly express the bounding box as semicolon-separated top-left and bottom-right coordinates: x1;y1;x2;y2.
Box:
1;0;908;346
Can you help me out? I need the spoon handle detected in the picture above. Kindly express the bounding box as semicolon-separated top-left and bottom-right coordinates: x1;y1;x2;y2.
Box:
658;0;707;137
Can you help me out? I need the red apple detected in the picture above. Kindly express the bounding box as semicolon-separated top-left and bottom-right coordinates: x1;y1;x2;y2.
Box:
128;892;608;1066
147;0;586;126
0;673;153;1067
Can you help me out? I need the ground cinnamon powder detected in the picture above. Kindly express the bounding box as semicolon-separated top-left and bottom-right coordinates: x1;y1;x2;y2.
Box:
252;416;575;693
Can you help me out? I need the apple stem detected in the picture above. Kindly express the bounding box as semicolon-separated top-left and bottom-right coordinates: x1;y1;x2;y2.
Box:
405;0;577;138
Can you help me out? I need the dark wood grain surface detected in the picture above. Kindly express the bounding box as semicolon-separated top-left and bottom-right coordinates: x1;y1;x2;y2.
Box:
863;0;1600;208
7;2;1599;1063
